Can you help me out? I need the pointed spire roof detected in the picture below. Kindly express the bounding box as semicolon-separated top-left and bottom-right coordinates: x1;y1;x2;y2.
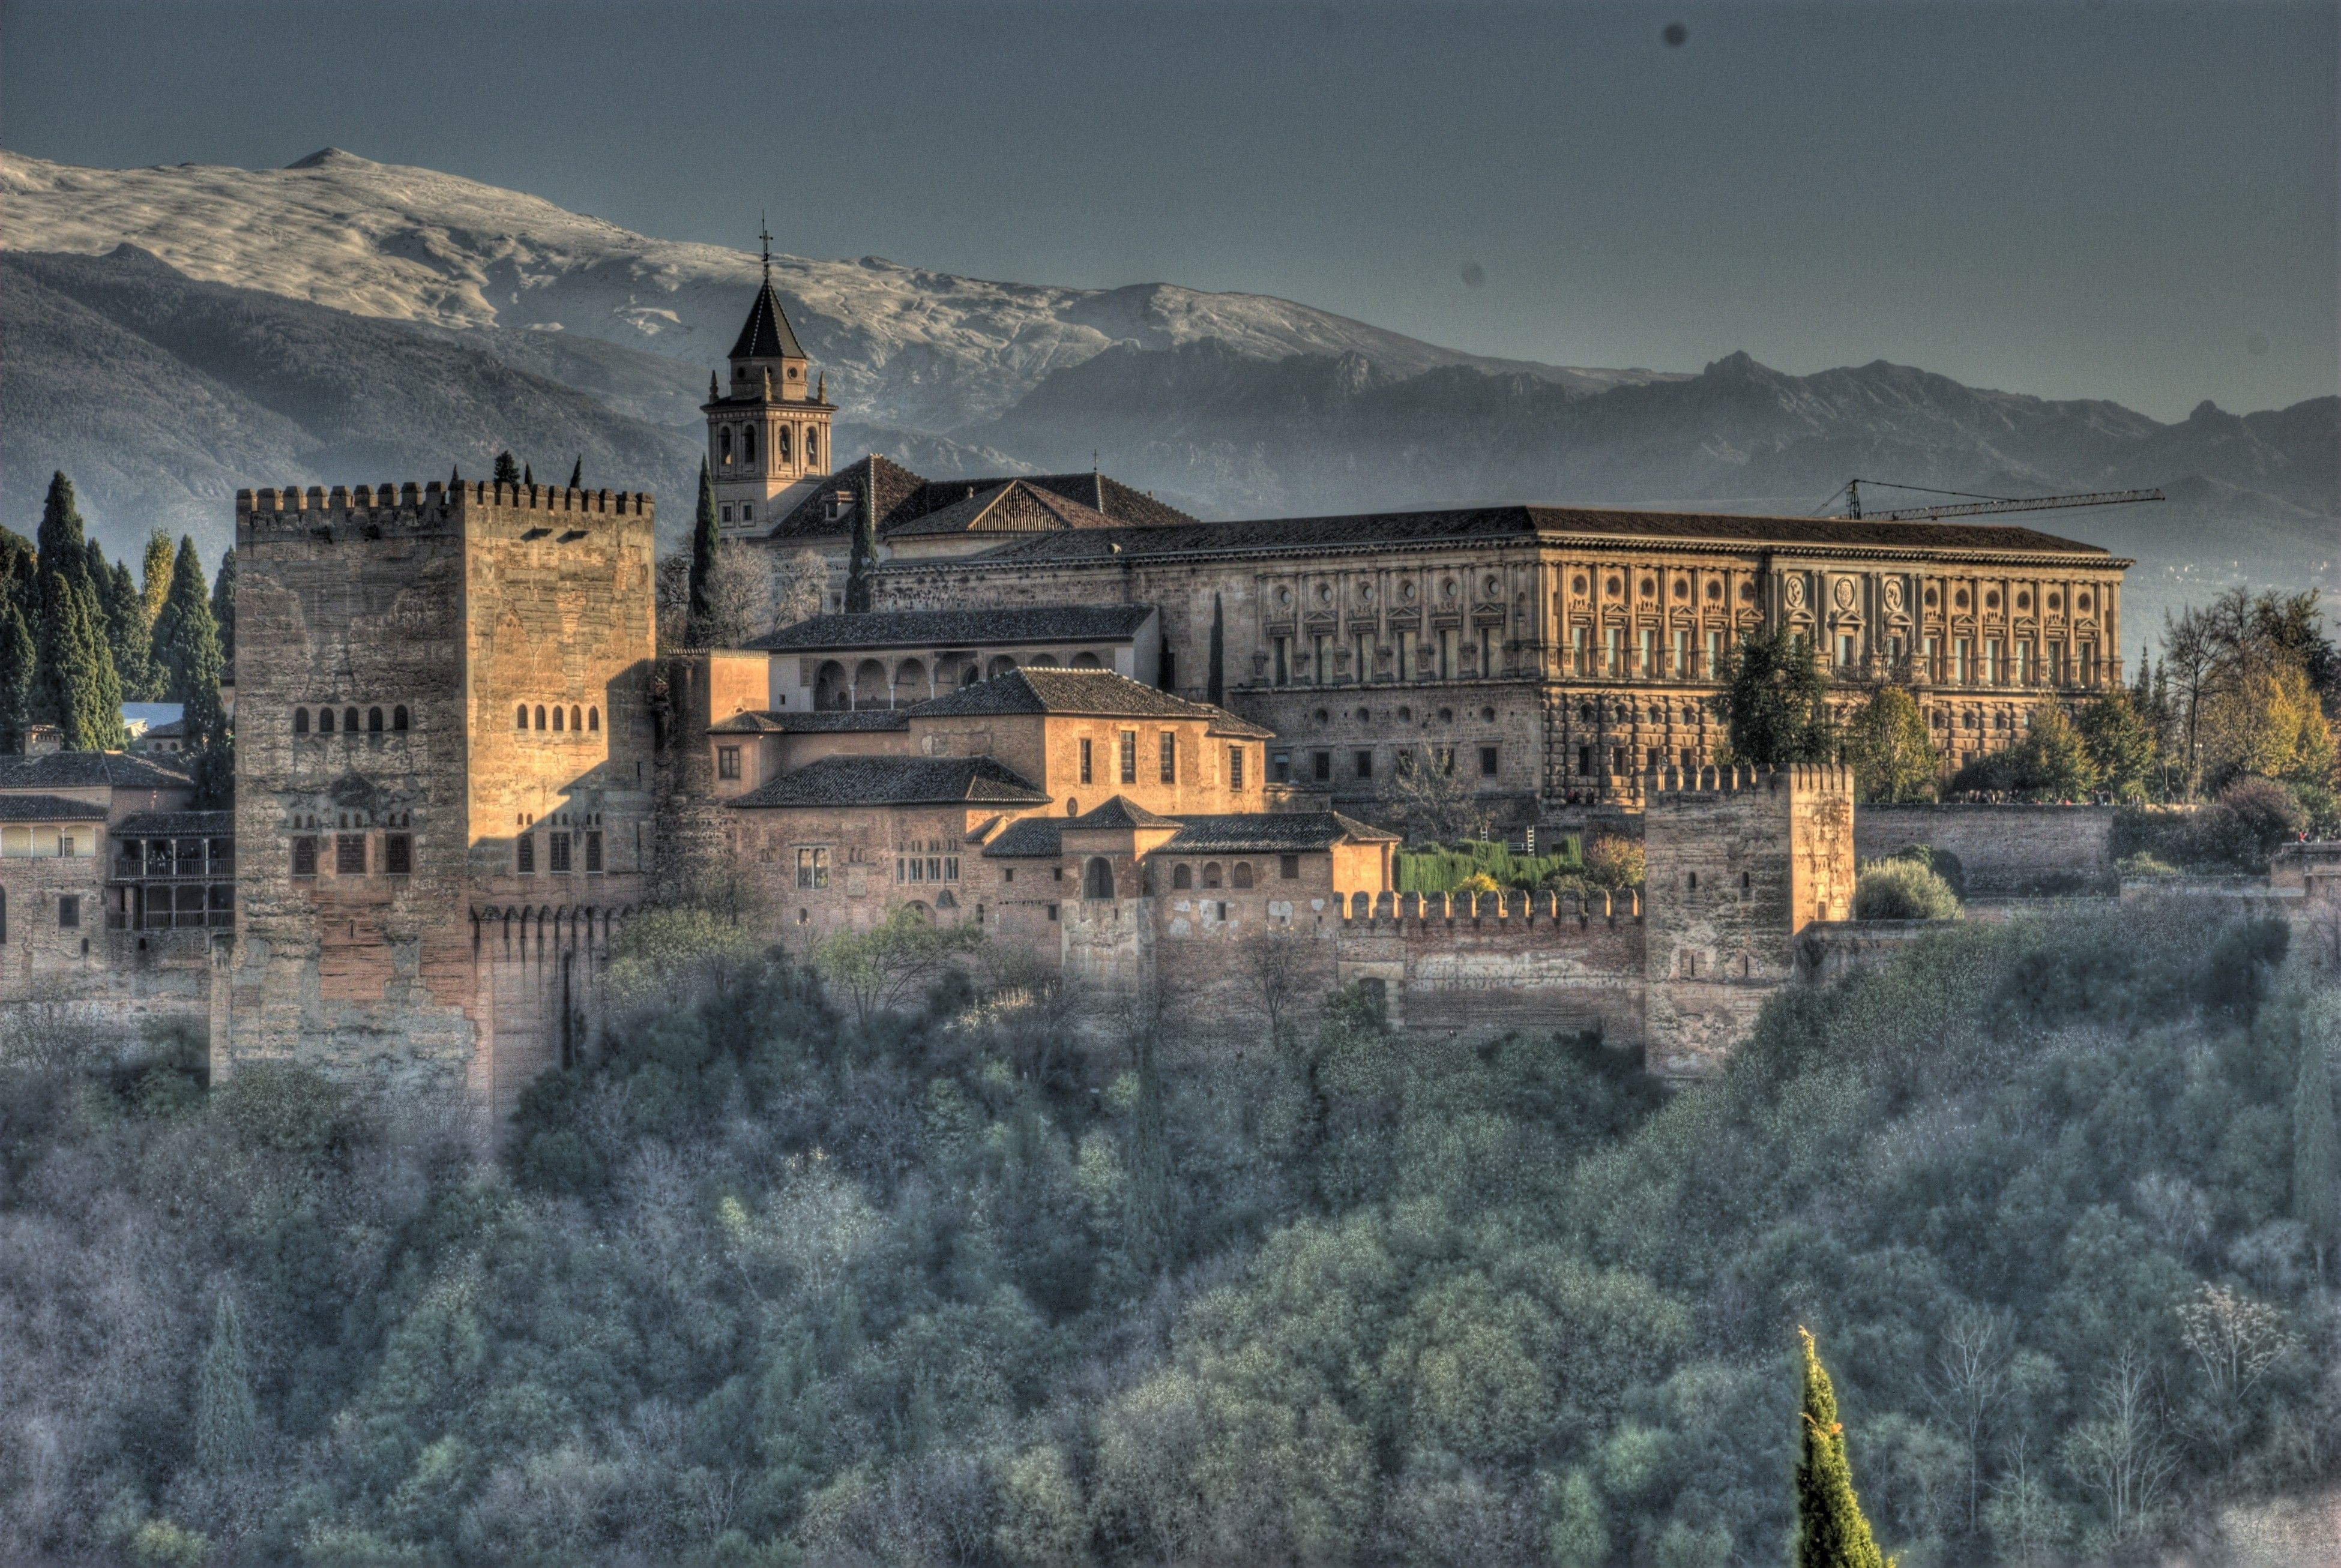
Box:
729;278;807;361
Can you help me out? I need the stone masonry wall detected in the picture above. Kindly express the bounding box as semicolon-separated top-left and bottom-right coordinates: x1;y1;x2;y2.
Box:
1855;804;2117;895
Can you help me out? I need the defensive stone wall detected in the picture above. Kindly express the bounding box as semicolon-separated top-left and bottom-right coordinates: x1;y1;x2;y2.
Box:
1856;803;2117;896
1337;889;1647;1044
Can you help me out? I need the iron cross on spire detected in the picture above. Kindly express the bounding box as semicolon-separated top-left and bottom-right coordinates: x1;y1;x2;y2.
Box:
758;212;773;284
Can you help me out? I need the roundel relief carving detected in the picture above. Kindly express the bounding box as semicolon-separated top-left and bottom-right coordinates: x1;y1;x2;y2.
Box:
1833;577;1856;611
1784;575;1806;610
1883;579;1905;613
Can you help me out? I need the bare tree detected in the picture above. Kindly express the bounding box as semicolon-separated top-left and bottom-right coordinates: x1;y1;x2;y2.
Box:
2175;1282;2297;1459
1927;1308;2010;1534
700;542;773;647
1385;743;1490;844
1241;927;1310;1053
2060;1345;2176;1541
654;553;693;652
772;547;829;629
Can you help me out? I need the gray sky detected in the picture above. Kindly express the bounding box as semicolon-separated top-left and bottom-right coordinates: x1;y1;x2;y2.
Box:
4;0;2334;422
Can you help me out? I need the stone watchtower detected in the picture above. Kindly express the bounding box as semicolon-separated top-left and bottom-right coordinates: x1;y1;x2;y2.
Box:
223;479;657;1125
1641;763;1855;1078
704;224;834;536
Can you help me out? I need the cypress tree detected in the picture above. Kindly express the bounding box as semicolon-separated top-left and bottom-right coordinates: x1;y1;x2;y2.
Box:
522;461;534;488
2296;1038;2339;1285
103;560;160;700
140;527;176;628
687;457;719;645
845;472;878;614
492;451;520;488
154;538;227;804
1208;592;1225;706
567;455;582;490
209;548;237;672
37;571;123;750
1793;1328;1892;1568
449;463;463;488
0;528;35;622
1121;1021;1181;1277
193;1294;257;1473
0;600;34;753
35;472;91;602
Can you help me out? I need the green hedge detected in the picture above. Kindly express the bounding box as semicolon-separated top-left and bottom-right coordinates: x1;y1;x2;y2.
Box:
1395;837;1580;894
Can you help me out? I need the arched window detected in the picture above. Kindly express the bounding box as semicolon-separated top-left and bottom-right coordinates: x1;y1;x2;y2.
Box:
393;706;409;731
1071;651;1103;669
571;706;583;732
741;425;757;464
318;707;336;734
1649;706;1663;724
367;706;384;733
777;425;792;463
293;707;310;735
1083;857;1115;900
535;705;547;730
516;704;529;730
552;706;565;732
986;655;1016;679
805;429;818;465
1231;862;1255;889
587;707;599;732
344;707;359;733
719;427;733;464
1202;862;1223;889
1172;863;1193;889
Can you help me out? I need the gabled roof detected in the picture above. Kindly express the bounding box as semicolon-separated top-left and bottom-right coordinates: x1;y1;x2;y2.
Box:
938;504;2123;565
1065;796;1181;830
756;454;1200;544
983;816;1065;858
0;793;110;823
906;667;1274;737
727;755;1050;809
729;278;807;362
708;709;909;734
750;605;1156;653
0;752;192;791
113;810;233;838
885;480;1122;540
1161;811;1401;852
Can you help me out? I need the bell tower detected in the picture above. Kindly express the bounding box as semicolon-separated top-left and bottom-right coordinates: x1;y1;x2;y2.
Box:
704;220;835;535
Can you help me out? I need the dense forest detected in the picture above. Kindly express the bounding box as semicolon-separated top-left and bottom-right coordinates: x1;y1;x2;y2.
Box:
1;897;2335;1567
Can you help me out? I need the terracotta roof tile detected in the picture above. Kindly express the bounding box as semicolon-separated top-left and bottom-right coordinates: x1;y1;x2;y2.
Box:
726;755;1049;808
750;605;1155;652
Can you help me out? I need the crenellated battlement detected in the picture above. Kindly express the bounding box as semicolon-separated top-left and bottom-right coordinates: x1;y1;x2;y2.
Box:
235;480;655;529
1338;887;1644;931
1642;762;1855;799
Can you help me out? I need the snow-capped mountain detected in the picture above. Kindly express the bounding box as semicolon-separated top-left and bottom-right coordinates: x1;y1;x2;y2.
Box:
1;148;1666;433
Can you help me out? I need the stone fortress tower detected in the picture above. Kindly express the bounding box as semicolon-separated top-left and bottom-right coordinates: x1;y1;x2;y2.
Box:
704;224;835;536
223;478;657;1124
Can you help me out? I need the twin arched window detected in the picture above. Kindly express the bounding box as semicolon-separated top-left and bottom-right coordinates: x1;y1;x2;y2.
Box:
777;425;792;463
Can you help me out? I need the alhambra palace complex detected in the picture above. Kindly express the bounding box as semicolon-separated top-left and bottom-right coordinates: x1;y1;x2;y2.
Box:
14;270;2322;1125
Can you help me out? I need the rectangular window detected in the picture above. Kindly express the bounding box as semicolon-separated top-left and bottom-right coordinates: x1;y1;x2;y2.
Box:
1640;628;1659;674
1271;751;1292;784
1312;634;1331;684
1354;749;1373;780
1573;625;1591;676
1159;731;1177;784
1439;626;1457;680
797;846;830;889
1355;633;1373;682
1606;626;1625;675
1924;635;1942;681
1612;745;1628;775
720;503;733;524
1648;746;1663;769
717;746;741;780
2014;642;2033;683
2048;643;2065;685
1436;745;1456;776
586;831;603;873
549;832;571;873
1046;903;1059;922
292;836;318;877
516;833;534;875
1273;637;1291;686
1577;744;1593;776
384;832;412;875
1707;629;1725;673
2076;644;2095;686
337;834;366;875
1080;738;1093;784
1480;745;1499;778
1119;730;1137;784
1478;626;1496;677
1229;746;1246;789
1674;628;1692;676
1280;855;1300;880
1953;637;1972;683
58;894;79;930
1397;629;1415;682
926;856;941;882
944;856;959;881
1837;634;1857;669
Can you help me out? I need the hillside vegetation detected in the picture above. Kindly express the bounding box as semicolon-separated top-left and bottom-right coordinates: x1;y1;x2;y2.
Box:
0;901;2334;1566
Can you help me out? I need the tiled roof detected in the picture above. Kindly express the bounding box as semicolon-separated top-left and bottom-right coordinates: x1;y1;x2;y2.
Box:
884;481;1121;540
759;454;930;542
906;668;1274;737
708;710;909;734
1066;796;1181;829
944;505;2121;564
0;793;110;822
756;455;1200;544
1161;811;1401;852
727;755;1050;809
0;752;191;791
982;817;1064;858
728;278;807;361
749;605;1155;652
113;810;234;837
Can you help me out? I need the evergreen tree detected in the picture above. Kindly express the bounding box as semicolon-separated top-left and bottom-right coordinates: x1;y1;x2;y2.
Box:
845;470;878;614
35;471;91;602
2297;1036;2339;1285
1121;1020;1181;1277
1711;629;1834;767
1207;592;1226;707
2077;689;2157;800
209;548;237;672
193;1294;256;1473
140;527;176;628
1793;1327;1893;1568
151;538;229;804
36;571;123;750
522;461;535;488
567;455;583;490
492;451;520;488
0;527;35;621
449;463;462;488
103;560;160;700
0;601;34;753
687;458;720;645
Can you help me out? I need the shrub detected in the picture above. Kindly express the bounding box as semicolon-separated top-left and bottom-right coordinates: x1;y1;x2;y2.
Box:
1887;844;1965;900
1852;859;1961;921
1583;835;1646;891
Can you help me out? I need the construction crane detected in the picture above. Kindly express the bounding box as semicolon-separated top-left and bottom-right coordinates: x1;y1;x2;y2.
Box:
1823;477;2165;522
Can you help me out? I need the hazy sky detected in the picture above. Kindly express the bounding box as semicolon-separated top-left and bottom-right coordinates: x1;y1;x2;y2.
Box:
5;0;2334;422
